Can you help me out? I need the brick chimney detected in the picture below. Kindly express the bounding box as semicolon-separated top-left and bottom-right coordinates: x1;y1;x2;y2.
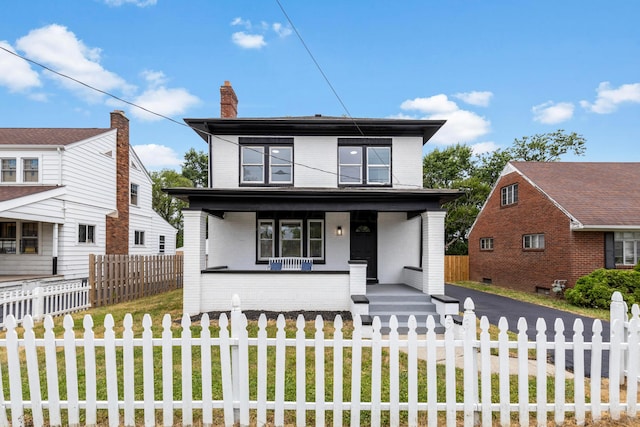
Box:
106;110;130;254
220;81;238;118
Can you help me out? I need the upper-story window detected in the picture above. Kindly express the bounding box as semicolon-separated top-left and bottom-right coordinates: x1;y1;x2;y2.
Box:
501;183;518;206
23;159;39;183
130;183;139;206
239;137;294;185
1;159;16;183
338;138;391;186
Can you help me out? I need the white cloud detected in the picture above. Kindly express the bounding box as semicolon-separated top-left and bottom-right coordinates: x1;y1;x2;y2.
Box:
0;41;41;92
232;32;267;49
532;101;574;124
231;17;252;29
132;144;182;170
400;94;491;144
103;0;157;7
580;81;640;114
454;91;493;107
141;69;168;88
15;24;133;103
129;86;200;121
471;141;500;155
273;22;292;38
400;94;458;114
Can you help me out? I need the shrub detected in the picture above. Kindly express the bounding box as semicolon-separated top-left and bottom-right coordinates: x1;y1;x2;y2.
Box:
565;268;640;309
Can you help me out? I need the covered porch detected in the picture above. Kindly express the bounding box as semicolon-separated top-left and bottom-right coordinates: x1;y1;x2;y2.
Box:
170;187;460;315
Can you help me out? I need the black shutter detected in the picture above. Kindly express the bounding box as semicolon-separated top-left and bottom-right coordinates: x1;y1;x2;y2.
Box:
604;232;615;269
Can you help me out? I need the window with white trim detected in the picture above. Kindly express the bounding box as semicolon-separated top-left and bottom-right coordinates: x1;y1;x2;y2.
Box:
480;237;494;250
338;139;391;186
258;220;275;260
78;224;95;244
1;159;16;183
257;216;325;261
159;235;165;253
614;232;640;265
21;222;38;254
134;230;145;246
240;138;294;185
280;220;303;257
501;183;518;206
307;219;324;259
22;158;38;183
130;183;139;206
523;233;544;250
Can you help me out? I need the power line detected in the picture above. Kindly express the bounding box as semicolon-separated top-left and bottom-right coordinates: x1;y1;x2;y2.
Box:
0;44;421;188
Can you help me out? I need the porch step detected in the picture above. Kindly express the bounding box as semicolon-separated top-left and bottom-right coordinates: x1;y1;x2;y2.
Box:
366;283;444;334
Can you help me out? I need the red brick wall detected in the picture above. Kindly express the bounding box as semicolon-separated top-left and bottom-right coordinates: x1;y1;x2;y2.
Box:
220;81;238;118
105;110;130;255
469;171;605;292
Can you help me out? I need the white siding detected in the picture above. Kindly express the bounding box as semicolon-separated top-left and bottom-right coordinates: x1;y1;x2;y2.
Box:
3;198;64;223
0;149;58;185
210;136;239;188
377;213;421;283
293;136;338;188
209;135;425;189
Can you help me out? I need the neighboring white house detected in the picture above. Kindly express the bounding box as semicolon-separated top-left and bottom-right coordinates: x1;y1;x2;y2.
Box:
0;111;176;281
168;82;460;316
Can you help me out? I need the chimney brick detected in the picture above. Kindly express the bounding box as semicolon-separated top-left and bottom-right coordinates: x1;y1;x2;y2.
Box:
106;110;130;254
220;81;238;118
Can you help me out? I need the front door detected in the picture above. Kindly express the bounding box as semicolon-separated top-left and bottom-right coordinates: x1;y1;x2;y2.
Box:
350;211;378;282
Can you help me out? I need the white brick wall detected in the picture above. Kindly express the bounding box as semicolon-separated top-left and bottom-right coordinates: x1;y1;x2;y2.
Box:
348;262;367;295
182;210;206;315
377;213;421;283
421;210;446;295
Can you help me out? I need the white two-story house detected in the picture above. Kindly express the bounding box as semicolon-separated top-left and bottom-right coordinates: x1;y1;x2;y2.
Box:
0;111;176;282
168;82;460;317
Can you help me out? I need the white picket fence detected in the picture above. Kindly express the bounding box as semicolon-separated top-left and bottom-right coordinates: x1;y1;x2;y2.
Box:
0;280;90;328
0;292;638;427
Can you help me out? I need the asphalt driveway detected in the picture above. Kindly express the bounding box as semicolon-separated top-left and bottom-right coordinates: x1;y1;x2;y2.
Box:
445;283;611;377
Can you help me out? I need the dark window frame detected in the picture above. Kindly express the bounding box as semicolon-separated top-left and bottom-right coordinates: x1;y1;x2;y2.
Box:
239;137;294;187
134;230;145;246
256;212;325;263
338;138;392;187
78;224;96;244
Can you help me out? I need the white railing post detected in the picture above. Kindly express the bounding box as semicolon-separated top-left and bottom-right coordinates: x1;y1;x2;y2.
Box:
610;291;627;383
230;294;242;424
32;286;44;322
462;297;479;426
348;260;367;295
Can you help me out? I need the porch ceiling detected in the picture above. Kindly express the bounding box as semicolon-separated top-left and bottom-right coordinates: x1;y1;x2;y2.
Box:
165;187;462;213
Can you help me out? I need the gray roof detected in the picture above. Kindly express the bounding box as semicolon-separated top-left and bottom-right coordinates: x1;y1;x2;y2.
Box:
0;128;110;146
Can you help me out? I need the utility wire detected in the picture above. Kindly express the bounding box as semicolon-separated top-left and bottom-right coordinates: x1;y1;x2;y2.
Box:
274;0;403;185
0;45;422;188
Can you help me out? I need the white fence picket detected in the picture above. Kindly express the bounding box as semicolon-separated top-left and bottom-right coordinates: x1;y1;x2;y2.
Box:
554;318;566;426
1;294;640;427
573;319;586;425
314;315;325;427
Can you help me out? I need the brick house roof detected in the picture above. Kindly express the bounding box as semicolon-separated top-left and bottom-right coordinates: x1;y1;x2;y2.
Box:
0;128;110;146
0;186;62;202
512;161;640;227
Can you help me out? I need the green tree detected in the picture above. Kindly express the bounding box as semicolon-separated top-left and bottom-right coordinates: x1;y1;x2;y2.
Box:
182;148;208;188
508;129;586;162
151;169;192;247
423;144;474;188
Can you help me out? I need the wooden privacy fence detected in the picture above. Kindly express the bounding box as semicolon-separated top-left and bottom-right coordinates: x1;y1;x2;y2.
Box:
444;255;469;282
89;254;183;307
0;292;638;427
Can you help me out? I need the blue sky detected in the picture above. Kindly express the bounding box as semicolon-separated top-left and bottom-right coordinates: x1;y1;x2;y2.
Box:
1;0;639;171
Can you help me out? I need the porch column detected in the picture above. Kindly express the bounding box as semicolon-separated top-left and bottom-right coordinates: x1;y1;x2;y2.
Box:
421;210;446;295
52;223;59;275
182;209;207;315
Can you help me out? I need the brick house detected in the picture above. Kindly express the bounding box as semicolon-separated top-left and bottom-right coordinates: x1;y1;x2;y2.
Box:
469;161;640;293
